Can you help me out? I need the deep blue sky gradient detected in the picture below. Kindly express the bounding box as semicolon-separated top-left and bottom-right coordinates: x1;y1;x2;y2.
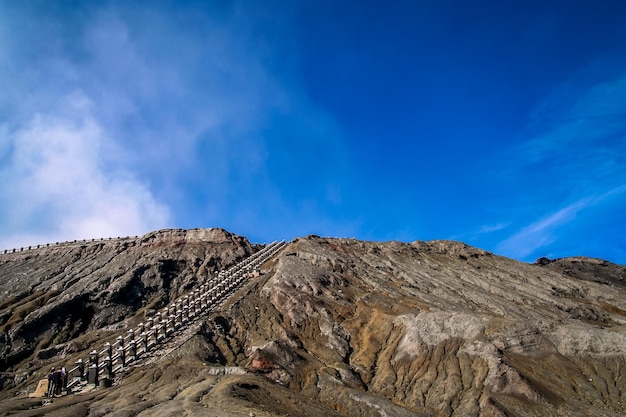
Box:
1;1;625;264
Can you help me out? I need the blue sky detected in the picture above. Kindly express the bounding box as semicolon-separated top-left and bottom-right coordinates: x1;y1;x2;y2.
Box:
1;1;625;264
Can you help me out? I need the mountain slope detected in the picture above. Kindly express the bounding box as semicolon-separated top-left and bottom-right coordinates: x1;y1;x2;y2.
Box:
1;232;625;416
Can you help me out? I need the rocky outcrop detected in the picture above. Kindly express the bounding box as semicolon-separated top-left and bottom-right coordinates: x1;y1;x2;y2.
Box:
537;256;626;289
0;233;625;417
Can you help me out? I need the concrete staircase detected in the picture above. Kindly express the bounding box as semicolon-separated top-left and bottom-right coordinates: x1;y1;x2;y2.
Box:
53;240;288;394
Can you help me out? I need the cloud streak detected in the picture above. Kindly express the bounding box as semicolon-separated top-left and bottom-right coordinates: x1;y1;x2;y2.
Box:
519;69;626;186
497;184;626;260
486;59;626;262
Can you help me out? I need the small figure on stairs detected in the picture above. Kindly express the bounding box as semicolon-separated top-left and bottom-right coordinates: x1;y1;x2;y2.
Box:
47;368;56;397
53;367;63;396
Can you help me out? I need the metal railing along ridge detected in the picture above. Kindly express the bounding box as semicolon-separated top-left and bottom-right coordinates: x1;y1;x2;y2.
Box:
1;236;142;255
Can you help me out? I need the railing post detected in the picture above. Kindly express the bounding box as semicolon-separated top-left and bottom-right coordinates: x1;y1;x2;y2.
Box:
159;319;168;337
175;309;182;327
89;350;99;368
127;340;137;362
75;358;85;380
147;325;155;349
97;355;112;388
103;355;112;378
152;325;160;343
88;350;99;385
88;364;99;386
140;331;148;353
117;346;125;367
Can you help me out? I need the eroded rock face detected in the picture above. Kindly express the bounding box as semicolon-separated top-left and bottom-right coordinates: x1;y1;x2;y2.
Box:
0;228;254;372
0;233;625;417
228;237;626;416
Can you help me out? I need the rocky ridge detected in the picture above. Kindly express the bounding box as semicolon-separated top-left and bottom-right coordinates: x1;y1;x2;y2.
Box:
0;231;625;417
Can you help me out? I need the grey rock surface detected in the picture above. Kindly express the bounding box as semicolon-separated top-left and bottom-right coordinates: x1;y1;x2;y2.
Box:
0;232;625;417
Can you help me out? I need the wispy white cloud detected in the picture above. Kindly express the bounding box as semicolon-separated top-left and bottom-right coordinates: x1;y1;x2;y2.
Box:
497;185;626;260
519;69;626;184
449;222;510;244
476;223;510;234
0;3;353;246
0;92;170;249
488;60;626;261
0;5;178;248
496;200;589;259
